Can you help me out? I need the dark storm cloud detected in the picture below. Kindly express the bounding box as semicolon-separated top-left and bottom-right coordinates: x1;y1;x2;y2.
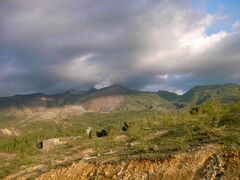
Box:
0;0;239;96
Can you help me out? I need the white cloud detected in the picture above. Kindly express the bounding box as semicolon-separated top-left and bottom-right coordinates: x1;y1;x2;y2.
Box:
233;21;240;32
157;75;169;80
174;90;185;95
75;53;95;63
94;79;114;89
0;0;239;95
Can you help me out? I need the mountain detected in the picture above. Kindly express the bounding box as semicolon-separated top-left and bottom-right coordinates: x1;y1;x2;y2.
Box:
158;90;180;101
181;84;240;103
158;83;240;107
0;83;239;111
0;84;172;112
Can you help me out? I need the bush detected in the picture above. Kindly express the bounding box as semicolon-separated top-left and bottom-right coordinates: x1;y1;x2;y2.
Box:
96;129;108;137
189;107;199;115
122;122;129;131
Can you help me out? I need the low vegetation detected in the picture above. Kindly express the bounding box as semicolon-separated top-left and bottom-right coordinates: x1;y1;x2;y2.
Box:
0;99;239;178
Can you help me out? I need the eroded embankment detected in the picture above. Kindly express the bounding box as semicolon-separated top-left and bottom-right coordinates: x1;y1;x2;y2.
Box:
37;144;240;180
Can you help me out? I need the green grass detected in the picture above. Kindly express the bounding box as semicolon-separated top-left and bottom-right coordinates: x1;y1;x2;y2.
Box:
0;110;20;128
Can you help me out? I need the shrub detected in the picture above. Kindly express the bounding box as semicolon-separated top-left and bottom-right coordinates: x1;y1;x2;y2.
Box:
189;107;199;115
122;122;129;131
96;129;108;137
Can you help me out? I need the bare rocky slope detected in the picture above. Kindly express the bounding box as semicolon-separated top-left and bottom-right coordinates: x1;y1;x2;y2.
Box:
37;144;239;180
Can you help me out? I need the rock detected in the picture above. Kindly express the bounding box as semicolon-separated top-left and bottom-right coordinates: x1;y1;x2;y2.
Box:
82;156;97;160
0;128;12;136
86;127;93;138
128;141;140;147
0;128;19;136
104;149;117;155
149;144;159;152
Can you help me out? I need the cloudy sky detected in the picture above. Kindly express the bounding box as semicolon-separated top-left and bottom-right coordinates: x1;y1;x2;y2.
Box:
0;0;240;96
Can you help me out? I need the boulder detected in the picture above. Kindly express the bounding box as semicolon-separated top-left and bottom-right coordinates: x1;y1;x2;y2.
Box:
149;144;159;152
0;128;19;136
86;127;93;138
127;141;140;147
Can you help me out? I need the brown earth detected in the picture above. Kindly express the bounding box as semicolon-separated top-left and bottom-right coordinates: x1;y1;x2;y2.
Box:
82;95;126;112
0;152;15;161
10;105;86;123
37;144;240;180
113;135;129;142
8;96;125;122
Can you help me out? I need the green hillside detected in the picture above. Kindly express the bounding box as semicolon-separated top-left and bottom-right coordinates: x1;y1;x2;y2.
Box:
181;84;240;104
157;90;180;101
158;84;240;107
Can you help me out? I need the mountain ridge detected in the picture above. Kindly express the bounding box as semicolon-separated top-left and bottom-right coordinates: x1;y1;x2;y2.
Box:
158;83;240;106
1;83;239;98
0;83;239;110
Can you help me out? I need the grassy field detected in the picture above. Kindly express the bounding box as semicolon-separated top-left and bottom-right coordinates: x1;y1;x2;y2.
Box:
0;99;239;178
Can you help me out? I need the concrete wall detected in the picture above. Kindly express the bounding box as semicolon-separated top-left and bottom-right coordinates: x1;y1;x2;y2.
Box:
42;138;61;151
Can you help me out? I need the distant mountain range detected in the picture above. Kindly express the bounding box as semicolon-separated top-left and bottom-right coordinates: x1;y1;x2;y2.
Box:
0;83;239;112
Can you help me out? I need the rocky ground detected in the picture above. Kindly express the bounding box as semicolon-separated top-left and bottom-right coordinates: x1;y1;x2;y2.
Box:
34;144;239;180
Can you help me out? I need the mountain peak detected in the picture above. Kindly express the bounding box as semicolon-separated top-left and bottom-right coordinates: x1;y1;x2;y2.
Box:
93;84;126;91
64;89;78;95
108;84;125;89
88;84;133;97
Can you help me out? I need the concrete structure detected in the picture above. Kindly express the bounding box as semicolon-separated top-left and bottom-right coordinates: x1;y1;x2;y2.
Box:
42;138;61;151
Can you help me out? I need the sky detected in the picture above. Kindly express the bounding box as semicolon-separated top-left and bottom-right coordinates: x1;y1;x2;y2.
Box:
0;0;240;96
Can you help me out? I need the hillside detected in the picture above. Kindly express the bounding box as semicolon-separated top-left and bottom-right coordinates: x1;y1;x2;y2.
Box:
158;90;180;101
0;84;173;113
0;83;239;123
0;99;239;179
158;83;240;107
1;83;240;110
0;84;239;179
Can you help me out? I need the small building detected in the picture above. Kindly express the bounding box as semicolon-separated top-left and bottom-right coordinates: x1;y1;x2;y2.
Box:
41;138;61;151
